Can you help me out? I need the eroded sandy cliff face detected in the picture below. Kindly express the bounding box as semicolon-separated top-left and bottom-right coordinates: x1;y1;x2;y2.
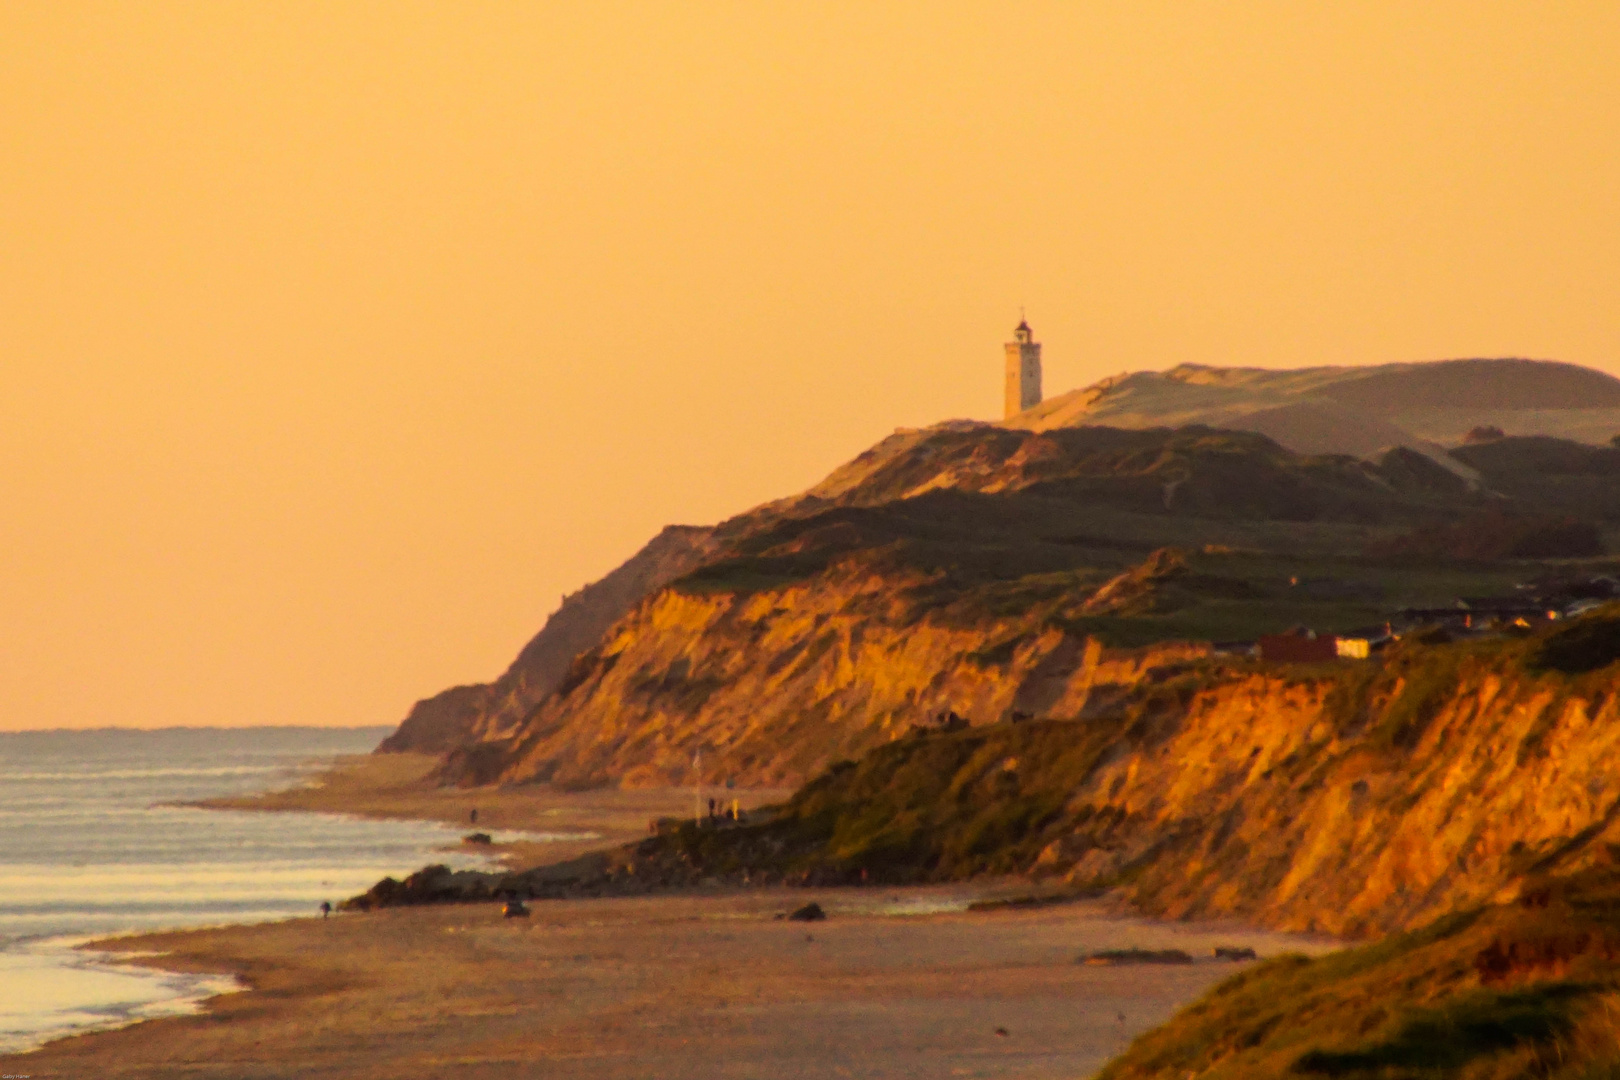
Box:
436;555;1210;789
549;627;1620;941
1042;648;1620;936
383;362;1620;772
414;620;1620;945
422;422;1505;787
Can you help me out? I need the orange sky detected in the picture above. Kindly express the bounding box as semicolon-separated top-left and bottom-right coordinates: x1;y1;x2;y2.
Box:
4;3;1619;730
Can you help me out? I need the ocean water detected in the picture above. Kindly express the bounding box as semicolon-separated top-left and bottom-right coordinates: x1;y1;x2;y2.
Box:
0;726;515;1055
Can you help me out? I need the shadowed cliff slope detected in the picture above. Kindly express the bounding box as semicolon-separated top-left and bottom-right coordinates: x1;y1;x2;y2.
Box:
1454;434;1620;523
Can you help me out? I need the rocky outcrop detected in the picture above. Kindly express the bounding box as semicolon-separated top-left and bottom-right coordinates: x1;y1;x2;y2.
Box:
341;851;624;909
378;524;718;753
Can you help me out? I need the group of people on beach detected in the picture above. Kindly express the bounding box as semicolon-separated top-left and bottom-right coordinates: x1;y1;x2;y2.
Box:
708;797;744;823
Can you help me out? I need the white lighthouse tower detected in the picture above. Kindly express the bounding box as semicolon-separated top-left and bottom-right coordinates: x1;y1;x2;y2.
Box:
1004;317;1042;419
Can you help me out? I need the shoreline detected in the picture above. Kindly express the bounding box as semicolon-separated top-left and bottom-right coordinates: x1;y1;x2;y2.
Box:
7;752;1344;1076
0;933;243;1057
4;885;1337;1079
3;744;742;1061
0;754;796;1061
188;752;794;870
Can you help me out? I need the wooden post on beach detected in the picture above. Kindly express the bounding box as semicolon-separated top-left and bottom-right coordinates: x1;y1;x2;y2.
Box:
692;749;702;824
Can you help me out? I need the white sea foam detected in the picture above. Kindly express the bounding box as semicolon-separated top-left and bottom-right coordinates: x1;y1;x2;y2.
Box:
0;765;289;782
835;894;976;917
0;938;243;1054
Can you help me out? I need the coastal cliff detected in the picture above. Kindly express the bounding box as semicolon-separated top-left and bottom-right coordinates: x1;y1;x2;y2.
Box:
354;373;1620;1075
429;422;1527;788
440;559;1210;789
1035;628;1620;937
410;410;1620;795
543;617;1620;937
379;613;1620;947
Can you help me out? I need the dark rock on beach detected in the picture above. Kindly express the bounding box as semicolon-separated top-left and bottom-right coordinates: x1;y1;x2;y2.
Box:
1213;945;1257;961
1082;948;1193;966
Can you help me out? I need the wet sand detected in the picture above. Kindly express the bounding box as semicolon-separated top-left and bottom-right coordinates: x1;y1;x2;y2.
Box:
2;888;1333;1079
191;752;793;868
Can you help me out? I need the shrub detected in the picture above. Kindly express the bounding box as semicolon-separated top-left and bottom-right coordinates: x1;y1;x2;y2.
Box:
1369;509;1602;562
1528;611;1620;674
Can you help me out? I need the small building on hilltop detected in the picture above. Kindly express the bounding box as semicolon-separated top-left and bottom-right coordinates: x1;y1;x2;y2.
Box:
1258;628;1340;663
1334;637;1371;659
1004;318;1043;419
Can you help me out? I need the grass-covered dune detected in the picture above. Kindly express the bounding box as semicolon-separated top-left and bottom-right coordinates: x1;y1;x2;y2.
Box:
1100;869;1620;1079
637;716;1131;885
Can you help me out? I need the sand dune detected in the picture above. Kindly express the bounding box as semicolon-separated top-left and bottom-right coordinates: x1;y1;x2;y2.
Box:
1008;358;1620;468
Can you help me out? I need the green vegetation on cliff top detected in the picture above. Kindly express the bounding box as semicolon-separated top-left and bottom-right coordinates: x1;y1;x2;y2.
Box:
673;426;1618;649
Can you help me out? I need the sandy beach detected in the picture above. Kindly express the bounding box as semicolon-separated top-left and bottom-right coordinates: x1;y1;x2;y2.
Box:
0;758;1335;1078
1;888;1331;1080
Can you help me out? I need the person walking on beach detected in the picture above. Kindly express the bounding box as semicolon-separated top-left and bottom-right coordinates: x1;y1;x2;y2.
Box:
320;901;332;918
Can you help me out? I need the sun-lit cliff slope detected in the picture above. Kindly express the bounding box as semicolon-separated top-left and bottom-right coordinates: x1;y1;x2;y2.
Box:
360;358;1620;1077
603;613;1620;933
